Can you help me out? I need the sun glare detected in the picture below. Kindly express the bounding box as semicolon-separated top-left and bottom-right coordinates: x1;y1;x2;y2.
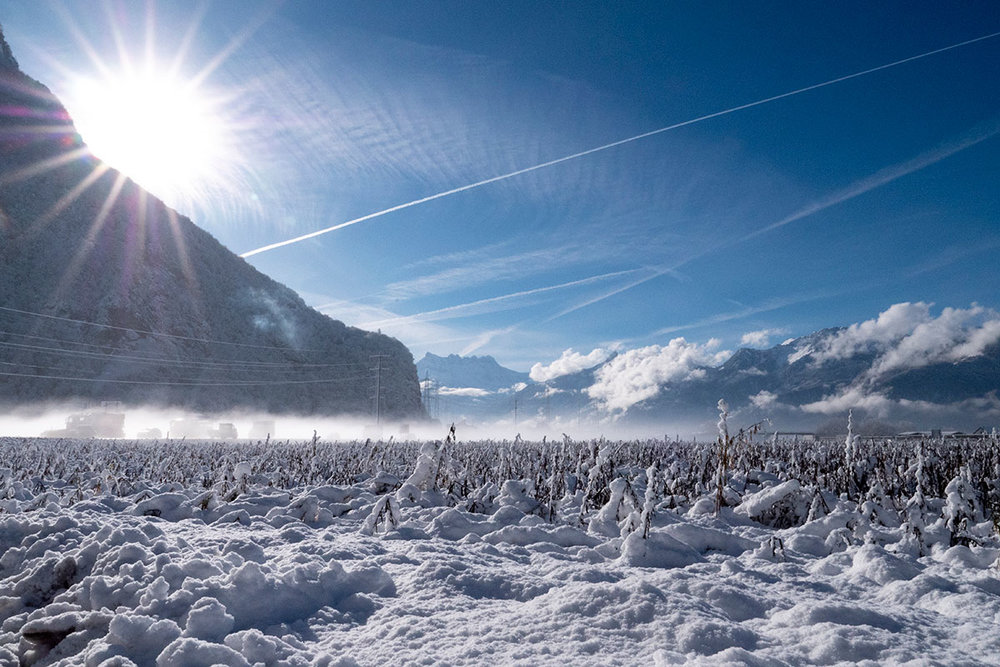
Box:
68;68;230;204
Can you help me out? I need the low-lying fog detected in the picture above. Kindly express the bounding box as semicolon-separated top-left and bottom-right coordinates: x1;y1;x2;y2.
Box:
0;402;716;442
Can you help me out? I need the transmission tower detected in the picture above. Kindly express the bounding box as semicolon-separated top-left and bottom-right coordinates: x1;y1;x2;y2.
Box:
421;371;440;420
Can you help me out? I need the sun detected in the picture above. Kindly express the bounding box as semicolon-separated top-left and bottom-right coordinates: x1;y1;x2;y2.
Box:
67;66;231;206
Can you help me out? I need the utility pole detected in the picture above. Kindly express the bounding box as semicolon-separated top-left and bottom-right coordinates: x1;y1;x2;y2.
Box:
370;354;389;426
514;397;518;427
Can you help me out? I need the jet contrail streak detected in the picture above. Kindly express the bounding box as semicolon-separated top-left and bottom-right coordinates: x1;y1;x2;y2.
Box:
239;30;1000;258
360;269;642;327
547;118;1000;323
742;119;1000;241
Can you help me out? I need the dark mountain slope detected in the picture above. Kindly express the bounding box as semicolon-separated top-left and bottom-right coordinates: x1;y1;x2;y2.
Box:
0;26;422;417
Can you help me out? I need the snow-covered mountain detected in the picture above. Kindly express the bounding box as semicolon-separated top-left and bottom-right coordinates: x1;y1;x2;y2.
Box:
416;353;529;392
0;28;422;418
425;312;1000;432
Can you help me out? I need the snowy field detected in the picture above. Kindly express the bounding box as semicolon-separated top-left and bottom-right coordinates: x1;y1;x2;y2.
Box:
2;429;1000;666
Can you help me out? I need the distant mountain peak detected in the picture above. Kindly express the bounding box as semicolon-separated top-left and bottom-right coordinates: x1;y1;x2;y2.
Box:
417;352;529;392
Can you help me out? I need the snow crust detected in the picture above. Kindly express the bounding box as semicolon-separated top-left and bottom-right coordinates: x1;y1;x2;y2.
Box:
1;436;999;665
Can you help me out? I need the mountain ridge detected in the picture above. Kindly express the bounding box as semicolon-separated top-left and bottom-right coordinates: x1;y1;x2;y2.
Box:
0;27;423;418
419;323;1000;431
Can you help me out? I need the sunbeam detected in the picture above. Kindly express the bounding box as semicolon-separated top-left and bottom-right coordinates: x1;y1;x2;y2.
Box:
24;162;109;238
49;170;129;306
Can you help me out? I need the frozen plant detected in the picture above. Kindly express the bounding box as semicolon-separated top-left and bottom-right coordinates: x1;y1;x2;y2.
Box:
578;440;613;525
640;462;659;538
714;399;730;515
362;495;401;535
944;466;982;546
806;487;830;523
714;400;762;515
403;441;441;491
844;410;860;499
588;476;639;537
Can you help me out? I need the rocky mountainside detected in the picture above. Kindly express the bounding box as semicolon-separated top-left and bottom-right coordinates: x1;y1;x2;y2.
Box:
0;27;422;418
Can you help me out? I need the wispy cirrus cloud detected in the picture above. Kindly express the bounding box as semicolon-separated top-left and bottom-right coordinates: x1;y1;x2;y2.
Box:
741;118;1000;243
239;31;1000;256
653;290;847;338
543;119;1000;323
460;325;521;357
379;245;599;303
361;268;645;328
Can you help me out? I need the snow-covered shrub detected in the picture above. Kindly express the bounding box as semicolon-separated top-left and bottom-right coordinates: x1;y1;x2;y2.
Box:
943;466;983;546
736;480;811;529
396;440;442;504
362;495;401;535
588;477;639;537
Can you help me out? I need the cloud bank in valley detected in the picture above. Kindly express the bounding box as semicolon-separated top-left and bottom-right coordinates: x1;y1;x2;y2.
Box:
586;338;731;413
796;302;1000;416
529;348;612;383
804;302;1000;378
542;302;1000;424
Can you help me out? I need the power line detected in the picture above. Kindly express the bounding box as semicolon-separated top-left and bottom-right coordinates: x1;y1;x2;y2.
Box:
0;369;371;387
0;305;321;351
0;358;363;386
0;338;369;371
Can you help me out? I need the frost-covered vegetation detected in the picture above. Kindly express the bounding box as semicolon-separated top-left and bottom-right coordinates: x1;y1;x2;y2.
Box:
4;430;999;549
2;427;1000;665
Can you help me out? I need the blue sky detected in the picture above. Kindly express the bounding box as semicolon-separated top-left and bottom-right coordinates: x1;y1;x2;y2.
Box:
2;1;999;371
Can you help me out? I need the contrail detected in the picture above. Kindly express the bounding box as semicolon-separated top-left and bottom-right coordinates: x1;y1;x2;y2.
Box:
360;269;642;327
742;119;1000;242
547;117;1000;322
240;30;1000;258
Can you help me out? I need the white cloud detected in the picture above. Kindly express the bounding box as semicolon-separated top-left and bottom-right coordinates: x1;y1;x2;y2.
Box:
869;306;1000;378
749;390;779;409
740;328;788;348
799;387;897;416
797;302;1000;382
810;302;933;364
800;386;1000;423
530;347;611;383
438;386;492;397
586;338;730;413
949;319;1000;360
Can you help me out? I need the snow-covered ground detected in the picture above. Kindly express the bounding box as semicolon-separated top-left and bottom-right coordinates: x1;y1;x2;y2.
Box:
2;434;1000;666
